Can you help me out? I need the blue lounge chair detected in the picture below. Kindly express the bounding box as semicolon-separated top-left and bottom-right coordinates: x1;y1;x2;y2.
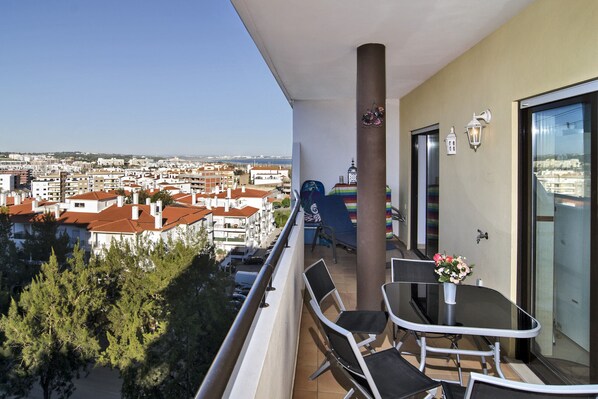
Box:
311;195;401;263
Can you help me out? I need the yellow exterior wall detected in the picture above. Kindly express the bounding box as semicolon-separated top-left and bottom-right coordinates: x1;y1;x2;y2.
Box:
399;0;598;299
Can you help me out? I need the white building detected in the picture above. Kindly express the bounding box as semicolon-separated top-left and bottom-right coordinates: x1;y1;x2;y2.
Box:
177;185;276;249
249;165;290;186
211;205;260;260
97;157;125;167
0;174;16;193
6;192;213;255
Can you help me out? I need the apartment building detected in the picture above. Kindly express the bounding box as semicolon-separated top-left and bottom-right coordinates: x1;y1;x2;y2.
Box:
5;192;213;255
88;170;125;192
0;169;32;188
0;174;16;193
176;185;276;254
248;165;289;186
179;164;236;193
32;173;89;202
211;205;260;259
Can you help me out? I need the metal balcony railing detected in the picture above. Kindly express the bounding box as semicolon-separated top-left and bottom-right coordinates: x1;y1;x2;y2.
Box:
195;190;301;398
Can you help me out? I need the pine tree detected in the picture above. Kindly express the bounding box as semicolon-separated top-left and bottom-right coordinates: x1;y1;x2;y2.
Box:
0;206;20;312
20;212;70;265
0;247;103;399
98;233;235;398
150;190;174;207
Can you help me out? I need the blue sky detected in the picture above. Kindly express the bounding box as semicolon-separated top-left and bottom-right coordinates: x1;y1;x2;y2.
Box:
0;1;292;156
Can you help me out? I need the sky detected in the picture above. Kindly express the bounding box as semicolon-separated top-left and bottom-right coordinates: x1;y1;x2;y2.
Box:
0;1;292;156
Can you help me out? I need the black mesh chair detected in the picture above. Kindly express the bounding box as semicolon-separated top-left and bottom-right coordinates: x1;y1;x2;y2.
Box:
303;258;388;380
442;372;598;399
390;258;439;349
390;258;438;284
309;298;440;399
390;257;470;384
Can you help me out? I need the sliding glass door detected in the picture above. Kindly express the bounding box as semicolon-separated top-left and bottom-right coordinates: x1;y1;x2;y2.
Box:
521;92;598;383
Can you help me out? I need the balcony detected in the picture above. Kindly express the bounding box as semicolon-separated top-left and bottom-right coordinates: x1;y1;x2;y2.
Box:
196;208;539;398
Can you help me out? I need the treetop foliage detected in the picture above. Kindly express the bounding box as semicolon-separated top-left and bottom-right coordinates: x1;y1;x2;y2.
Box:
0;229;235;399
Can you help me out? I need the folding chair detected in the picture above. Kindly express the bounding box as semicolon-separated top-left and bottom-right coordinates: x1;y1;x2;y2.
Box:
303;258;388;380
442;372;598;399
310;298;440;399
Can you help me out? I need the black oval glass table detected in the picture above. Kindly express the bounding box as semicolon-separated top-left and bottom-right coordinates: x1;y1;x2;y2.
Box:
381;282;541;379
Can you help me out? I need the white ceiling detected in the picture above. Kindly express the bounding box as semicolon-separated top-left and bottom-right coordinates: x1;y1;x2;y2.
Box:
231;0;535;103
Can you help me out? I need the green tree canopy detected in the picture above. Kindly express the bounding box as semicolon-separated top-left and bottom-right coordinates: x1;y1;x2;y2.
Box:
98;233;235;398
0;207;20;312
0;247;104;399
274;209;291;228
150;190;174;207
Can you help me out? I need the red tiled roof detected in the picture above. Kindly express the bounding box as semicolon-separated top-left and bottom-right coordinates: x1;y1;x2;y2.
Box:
8;196;213;235
68;191;119;201
90;204;211;233
211;206;259;217
194;187;272;200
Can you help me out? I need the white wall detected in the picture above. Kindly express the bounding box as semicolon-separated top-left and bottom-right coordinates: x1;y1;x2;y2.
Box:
225;216;305;398
293;99;402;235
293;99;356;192
385;99;401;236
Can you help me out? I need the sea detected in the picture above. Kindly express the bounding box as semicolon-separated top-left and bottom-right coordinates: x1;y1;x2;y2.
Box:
211;157;291;167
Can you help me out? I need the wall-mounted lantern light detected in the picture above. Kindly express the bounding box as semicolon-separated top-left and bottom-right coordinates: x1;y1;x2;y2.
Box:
465;109;491;151
445;126;457;155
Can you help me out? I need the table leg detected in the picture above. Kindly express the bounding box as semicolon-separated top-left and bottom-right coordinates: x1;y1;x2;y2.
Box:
419;335;427;372
493;340;506;379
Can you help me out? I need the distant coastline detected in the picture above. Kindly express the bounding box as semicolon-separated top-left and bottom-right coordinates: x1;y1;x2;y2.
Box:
217;158;291;167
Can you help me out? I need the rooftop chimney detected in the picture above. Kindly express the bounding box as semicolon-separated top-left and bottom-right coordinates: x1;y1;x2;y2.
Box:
206;198;212;210
154;212;163;229
133;192;139;204
32;199;38;211
215;185;220;194
224;199;230;213
145;198;151;205
117;196;124;207
14;195;21;206
0;193;6;206
242;185;246;193
191;190;197;205
227;188;232;198
132;205;139;220
156;200;163;213
54;204;61;219
150;202;156;216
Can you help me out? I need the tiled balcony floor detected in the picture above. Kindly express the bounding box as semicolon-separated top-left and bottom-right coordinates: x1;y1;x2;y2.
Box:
293;241;526;399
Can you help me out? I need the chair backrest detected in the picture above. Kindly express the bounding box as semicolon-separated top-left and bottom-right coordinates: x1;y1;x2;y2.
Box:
391;258;437;283
308;298;379;397
466;373;598;399
303;259;345;309
314;195;355;233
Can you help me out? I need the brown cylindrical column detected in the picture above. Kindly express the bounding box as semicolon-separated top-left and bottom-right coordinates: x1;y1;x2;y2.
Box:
356;43;387;311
